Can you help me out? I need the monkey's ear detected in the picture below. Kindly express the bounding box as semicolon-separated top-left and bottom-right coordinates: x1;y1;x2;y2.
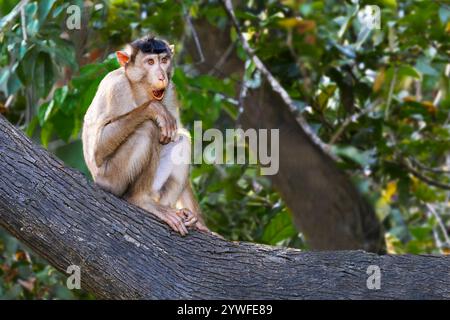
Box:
116;51;130;67
169;44;175;55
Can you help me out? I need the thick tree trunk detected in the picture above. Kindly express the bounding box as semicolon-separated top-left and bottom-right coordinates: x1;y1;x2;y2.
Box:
242;82;384;252
0;115;449;299
184;18;384;252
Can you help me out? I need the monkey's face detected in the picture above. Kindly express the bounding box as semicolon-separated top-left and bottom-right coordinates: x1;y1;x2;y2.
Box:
117;39;175;100
137;51;173;101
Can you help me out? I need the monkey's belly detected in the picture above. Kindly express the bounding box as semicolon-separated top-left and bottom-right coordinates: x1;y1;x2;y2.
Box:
152;130;191;193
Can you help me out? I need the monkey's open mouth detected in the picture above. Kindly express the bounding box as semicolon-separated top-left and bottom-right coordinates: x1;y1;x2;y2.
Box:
152;89;165;100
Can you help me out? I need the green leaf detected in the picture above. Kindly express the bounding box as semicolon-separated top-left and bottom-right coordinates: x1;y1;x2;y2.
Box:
25;2;39;36
34;51;54;99
18;40;28;60
332;145;375;166
38;0;57;26
51;110;75;141
415;58;439;77
40;123;53;148
17;49;37;86
334;43;356;59
410;225;432;241
6;68;22;95
38;100;54;126
261;210;297;245
54;140;90;176
398;65;421;80
25;117;39;138
0;67;10;94
53;85;68;109
355;25;372;50
51;39;78;70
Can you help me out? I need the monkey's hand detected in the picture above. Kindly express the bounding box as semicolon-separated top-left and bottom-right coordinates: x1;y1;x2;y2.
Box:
158;208;191;236
147;101;177;144
177;208;198;228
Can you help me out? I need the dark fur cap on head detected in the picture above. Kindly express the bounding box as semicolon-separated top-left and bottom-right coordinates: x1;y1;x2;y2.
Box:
131;36;171;55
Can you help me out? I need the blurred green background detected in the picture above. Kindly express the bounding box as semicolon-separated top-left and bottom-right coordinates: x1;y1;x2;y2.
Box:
0;0;449;299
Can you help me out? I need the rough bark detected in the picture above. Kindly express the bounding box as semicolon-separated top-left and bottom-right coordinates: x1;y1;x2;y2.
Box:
0;115;449;299
184;17;384;252
242;82;384;252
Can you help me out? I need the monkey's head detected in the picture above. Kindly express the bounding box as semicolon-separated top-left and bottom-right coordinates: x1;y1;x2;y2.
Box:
116;36;175;101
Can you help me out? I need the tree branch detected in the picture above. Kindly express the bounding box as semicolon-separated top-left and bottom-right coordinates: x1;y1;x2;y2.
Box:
0;0;29;30
329;99;381;145
220;0;332;157
1;117;450;299
402;158;450;190
409;158;450;175
182;15;385;253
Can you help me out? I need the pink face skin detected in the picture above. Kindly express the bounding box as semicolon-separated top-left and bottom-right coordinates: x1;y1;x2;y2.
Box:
139;52;171;101
116;46;174;101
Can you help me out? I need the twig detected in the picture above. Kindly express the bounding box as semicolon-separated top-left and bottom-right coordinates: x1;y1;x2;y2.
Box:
433;64;450;106
0;0;29;30
4;95;14;109
184;12;205;65
414;80;422;101
402;158;450;190
384;66;397;120
221;0;332;156
208;41;236;76
238;68;249;115
286;28;312;95
409;158;450;175
20;5;27;42
431;227;444;252
329;98;381;145
426;203;450;248
387;132;450;190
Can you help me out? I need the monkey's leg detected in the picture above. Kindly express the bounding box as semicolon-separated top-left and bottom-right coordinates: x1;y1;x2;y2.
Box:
154;130;209;232
178;183;210;232
93;121;159;196
154;129;191;208
122;122;191;236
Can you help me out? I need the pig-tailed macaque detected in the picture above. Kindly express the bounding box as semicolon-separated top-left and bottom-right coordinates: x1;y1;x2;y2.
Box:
82;36;208;235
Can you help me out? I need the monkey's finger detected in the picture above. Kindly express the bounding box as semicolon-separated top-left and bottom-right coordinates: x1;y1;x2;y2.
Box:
164;121;173;144
177;208;194;220
164;127;170;144
169;127;175;143
177;218;189;235
167;128;173;144
176;209;197;227
165;218;181;235
184;215;198;227
172;126;178;142
160;126;169;144
195;222;210;232
158;121;166;143
167;117;176;143
165;133;171;144
170;120;177;142
162;214;185;236
169;214;188;236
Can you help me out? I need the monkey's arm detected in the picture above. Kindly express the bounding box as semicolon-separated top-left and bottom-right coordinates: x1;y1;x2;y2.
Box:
94;102;151;167
94;102;177;167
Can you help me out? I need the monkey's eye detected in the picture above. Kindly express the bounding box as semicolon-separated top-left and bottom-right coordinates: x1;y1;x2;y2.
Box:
148;59;155;65
161;57;168;64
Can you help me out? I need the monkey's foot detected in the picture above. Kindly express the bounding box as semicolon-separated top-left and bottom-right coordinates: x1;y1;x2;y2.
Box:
160;209;189;236
176;208;197;227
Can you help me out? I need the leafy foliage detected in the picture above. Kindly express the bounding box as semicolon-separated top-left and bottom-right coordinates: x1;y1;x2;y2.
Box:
0;0;449;299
